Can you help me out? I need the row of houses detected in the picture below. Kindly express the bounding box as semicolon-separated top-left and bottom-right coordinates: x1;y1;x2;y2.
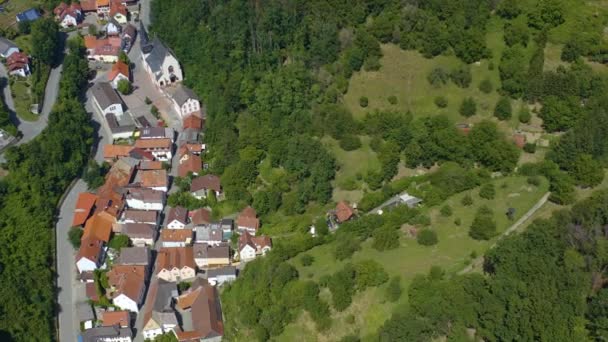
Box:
0;38;31;77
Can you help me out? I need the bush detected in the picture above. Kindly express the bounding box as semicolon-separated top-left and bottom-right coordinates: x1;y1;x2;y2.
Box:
527;176;541;186
523;143;536;154
518;107;531;123
459;97;477;117
68;228;83;249
385;276;402;302
369;136;383;152
359;96;369;107
440;205;453;217
479;183;496;200
117;79;132;95
334;235;361;260
494;97;512;120
339;134;362;151
301;254;314;267
151;105;160;118
461;194;473;206
469;206;497;240
372;226;400;251
434;96;448;108
417;229;438;246
144;97;152;105
450;65;472;88
427;67;449;88
387;95;398;105
454;217;462;226
108;234;130;250
479;79;493;93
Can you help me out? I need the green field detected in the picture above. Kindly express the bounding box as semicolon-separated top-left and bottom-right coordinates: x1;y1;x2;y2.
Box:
0;0;40;29
10;77;38;121
278;175;549;342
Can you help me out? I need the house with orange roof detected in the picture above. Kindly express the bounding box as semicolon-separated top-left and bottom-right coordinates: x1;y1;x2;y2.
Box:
72;192;98;227
134;169;168;192
76;237;105;275
335;201;355;223
182;114;203;130
96;0;111;17
103;144;133;162
54;2;82;28
82;212;114;244
110;0;128;24
155;247;196;282
160;229;193;248
85;36;123;62
236;206;260;234
134;138;172;161
190;174;222;200
6;51;30;77
80;0;97;12
177;151;202;178
138;160;163;170
107;265;147;312
174;279;223;341
101;310;131;328
108;60;130;89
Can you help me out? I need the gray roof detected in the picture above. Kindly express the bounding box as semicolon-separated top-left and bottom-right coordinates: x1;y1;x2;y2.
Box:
178;128;199;143
154;280;178;312
152;311;178;327
195;227;222;243
77;302;95;322
122;209;157;223
92;82;122;110
81;325;132;342
123;24;136;39
166;84;198;107
140;127;173;139
207;266;237;278
0;38;16;56
117;246;151;266
220;219;233;231
122;223;157;239
144;38;172;75
193;243;229;259
127;188;164;203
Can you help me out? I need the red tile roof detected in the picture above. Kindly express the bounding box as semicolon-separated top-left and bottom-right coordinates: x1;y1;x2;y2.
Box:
86;282;99;301
161;229;193;242
82;212;114;242
237;206;259;231
80;0;97;12
76;237;104;263
178;153;202;178
102;311;130;328
190;174;220;193
134;138;172;150
156;247;195;272
73;192;98;226
108;61;130;82
107;265;146;304
103;144;133;160
335;201;354;223
190;208;211;226
175;281;223;341
183;114;203;130
239;231;271;252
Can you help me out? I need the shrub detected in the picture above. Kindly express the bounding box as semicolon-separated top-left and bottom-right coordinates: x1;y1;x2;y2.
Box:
117;79;132;95
372;226;400;251
479;183;496;200
339;134;362;151
527;176;541;186
523;143;536;154
369;136;383;152
417;229;438;246
494;97;512;120
518;107;531;123
469;206;497;240
151;105;160;118
68;228;83;249
385;276;402;302
450;65;472;88
108;234;130;250
461;194;473;206
440;205;453;217
144;97;152;105
459;97;477;117
387;95;397;105
479;79;493;93
334;235;361;260
427;67;449;88
301;254;314;267
359;96;369;107
454;217;462;226
434;96;448;108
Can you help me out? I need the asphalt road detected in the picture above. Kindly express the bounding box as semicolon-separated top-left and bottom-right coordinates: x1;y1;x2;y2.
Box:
56;180;89;342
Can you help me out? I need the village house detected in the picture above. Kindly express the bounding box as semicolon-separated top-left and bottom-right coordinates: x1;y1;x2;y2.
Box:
134;169;169;192
120;210;158;225
110;0;128;24
138;160;164;171
190;174;222;200
108;60;130;88
206;266;237;286
94;158;134;218
6;52;30;77
107;265;146;313
134;138;172;161
141;279;179;340
120;223;157;247
75;237;105;275
117;246;152;269
85;36;122;62
122;24;137;52
54;2;82;28
177;151;202;178
80;325;132;342
238;232;272;262
177;142;204;156
141;37;183;88
140;127;175;141
165;84;200;119
0;38;19;58
167;206;188;229
96;0;111;18
103;144;133;162
193;243;230;269
155;247;196;282
101;310;131;329
189;208;211;226
194;226;223;246
219;219;234;239
335;201;355;224
77;302;95;330
160;229;193;248
125;188;165;211
183;113;204;130
174;278;224;342
72;192;98;227
91;82;124;116
236;206;260;234
15;8;41;23
106;17;122;36
128;148;155;162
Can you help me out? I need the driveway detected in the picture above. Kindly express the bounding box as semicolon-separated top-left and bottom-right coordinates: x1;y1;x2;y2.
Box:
56;180;89;342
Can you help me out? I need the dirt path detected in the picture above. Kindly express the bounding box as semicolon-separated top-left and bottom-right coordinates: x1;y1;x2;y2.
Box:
458;192;550;274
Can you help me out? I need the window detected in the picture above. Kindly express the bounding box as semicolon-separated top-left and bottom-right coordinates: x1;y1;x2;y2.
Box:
168;65;174;73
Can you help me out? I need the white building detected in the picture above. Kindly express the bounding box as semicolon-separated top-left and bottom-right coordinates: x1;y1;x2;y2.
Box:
166;84;200;118
207;266;237;286
142;38;183;88
126;188;165;211
91;82;124;116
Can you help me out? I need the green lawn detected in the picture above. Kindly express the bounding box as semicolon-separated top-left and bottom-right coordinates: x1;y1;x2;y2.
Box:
278;175;549;342
0;0;41;29
10;77;38;121
322;135;380;203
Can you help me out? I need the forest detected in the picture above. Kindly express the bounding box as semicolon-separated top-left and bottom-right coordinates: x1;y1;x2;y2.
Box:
0;37;91;340
149;0;608;340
